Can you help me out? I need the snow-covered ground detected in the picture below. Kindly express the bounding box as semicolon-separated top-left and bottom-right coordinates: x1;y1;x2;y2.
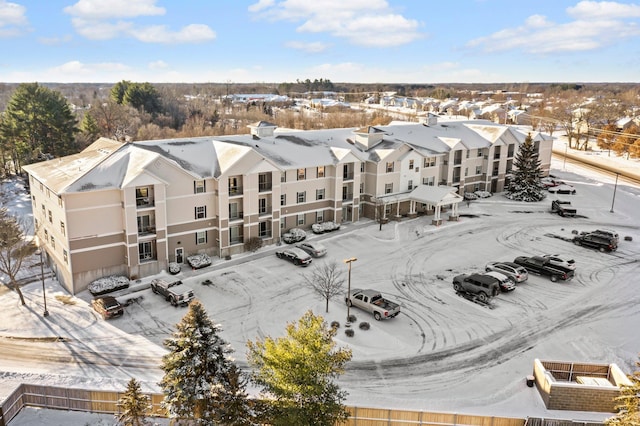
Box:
2;140;640;425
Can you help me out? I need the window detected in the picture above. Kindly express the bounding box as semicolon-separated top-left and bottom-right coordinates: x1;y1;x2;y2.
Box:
494;146;501;159
466;150;470;159
258;198;269;215
297;214;305;225
507;144;515;157
58;196;62;207
360;162;365;172
317;166;325;178
136;187;151;206
258;221;270;237
385;205;392;215
476;165;482;175
359;182;364;194
477;148;484;157
385;183;393;194
41;204;45;214
229;226;243;244
48;210;52;223
229;203;241;220
139;241;153;260
422;176;435;186
386;162;394;173
194;180;205;193
281;194;286;206
196;231;207;245
297;191;306;203
423;157;435;167
408;180;413;190
51;236;55;249
63;249;68;264
409;159;414;170
316;189;325;200
229;176;241;195
195;206;206;219
297;168;306;180
259;173;272;192
281;172;286;183
316;211;324;222
464;168;468;177
44;229;49;242
60;221;65;236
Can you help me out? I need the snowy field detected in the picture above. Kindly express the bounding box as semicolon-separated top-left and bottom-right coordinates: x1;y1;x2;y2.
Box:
2;146;640;425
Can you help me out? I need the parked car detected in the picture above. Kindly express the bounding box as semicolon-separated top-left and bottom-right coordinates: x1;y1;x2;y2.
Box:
452;273;500;302
548;184;576;195
483;271;516;292
573;233;617;252
91;296;124;319
463;192;478;201
540;177;566;188
282;228;307;244
550;200;577;217
295;242;327;257
275;247;312;266
592;229;619;244
346;288;401;320
513;256;575;282
474;190;492;198
150;279;195;307
484;261;529;283
543;254;576;270
311;221;341;234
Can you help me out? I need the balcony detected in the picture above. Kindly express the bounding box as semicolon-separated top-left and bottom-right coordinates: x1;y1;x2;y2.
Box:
229;211;244;221
453;158;462;165
258;205;272;217
136;197;154;208
137;226;156;236
342;193;354;201
343;172;354;181
229;186;243;196
259;182;272;192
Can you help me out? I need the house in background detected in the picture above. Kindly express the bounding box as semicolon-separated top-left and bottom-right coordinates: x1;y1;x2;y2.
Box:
23;119;552;294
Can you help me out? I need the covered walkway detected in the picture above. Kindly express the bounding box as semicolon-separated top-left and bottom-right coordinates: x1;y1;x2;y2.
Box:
375;185;464;225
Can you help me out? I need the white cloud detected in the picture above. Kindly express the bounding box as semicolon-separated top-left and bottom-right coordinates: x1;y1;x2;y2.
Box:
38;34;73;45
466;3;640;55
285;40;329;53
63;0;165;20
129;24;215;43
64;0;215;44
250;0;422;48
248;0;275;13
148;60;168;70
567;0;640;20
50;60;130;75
0;0;28;37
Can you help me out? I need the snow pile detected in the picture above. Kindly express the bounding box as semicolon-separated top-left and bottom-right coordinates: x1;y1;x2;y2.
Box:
186;254;212;269
88;275;130;296
168;262;181;275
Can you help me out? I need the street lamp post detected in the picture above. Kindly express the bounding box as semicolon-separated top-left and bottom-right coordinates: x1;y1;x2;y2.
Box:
344;257;357;323
38;249;49;317
563;143;568;171
610;172;619;213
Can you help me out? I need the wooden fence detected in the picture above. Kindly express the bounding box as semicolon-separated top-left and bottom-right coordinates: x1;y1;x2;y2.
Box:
0;383;603;426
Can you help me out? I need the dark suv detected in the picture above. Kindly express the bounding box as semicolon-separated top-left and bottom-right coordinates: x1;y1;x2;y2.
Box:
573;233;617;252
452;273;500;302
91;296;124;319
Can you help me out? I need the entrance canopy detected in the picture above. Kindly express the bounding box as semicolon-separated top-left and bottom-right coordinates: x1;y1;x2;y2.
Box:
376;185;463;222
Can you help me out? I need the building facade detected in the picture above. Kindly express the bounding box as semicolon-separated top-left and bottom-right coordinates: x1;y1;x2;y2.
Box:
23;119;553;294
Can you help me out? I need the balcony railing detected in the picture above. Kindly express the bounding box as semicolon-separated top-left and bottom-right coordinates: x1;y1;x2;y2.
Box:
136;197;154;208
343;172;354;180
259;230;272;238
453;158;462;165
139;253;156;262
229;186;243;196
259;182;272;192
137;226;156;235
342;193;354;201
258;206;272;217
229;212;244;221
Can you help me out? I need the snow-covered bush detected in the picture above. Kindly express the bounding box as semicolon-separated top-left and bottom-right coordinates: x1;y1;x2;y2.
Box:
330;321;340;329
187;253;212;269
88;275;130;296
359;322;370;330
168;262;181;275
345;328;355;337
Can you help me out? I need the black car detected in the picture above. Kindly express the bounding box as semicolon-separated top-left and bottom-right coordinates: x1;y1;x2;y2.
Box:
91;296;124;319
275;247;312;266
573;233;617;252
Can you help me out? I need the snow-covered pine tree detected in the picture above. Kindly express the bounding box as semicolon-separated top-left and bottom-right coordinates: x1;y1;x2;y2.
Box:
605;354;640;425
505;133;546;202
115;378;151;426
160;300;249;425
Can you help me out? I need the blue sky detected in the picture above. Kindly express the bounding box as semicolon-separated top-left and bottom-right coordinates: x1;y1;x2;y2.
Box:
1;0;640;84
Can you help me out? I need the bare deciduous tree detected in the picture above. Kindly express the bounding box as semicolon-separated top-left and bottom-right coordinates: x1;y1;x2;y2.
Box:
302;260;345;313
0;209;37;305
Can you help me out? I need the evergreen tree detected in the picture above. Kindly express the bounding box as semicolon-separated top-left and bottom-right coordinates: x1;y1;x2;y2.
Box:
210;363;257;426
115;378;151;426
0;83;78;169
247;310;352;426
160;300;252;425
505;133;546;202
606;354;640;425
111;80;162;115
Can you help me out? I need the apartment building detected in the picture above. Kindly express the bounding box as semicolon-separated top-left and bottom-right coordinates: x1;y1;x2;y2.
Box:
22;118;552;294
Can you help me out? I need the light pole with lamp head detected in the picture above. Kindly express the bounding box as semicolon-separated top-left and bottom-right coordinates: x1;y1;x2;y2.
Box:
35;243;49;317
344;257;357;323
610;172;619;213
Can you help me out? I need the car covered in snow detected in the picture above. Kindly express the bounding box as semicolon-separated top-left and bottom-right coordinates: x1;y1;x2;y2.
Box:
474;190;492;198
282;228;307;244
543;254;576;271
485;261;529;283
483;271;516;292
91;296;124;319
295;242;327;257
547;184;576;195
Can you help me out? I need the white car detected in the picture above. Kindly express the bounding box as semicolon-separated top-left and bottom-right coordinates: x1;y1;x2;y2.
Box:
485;261;529;283
295;242;327;257
548;184;576;195
474;190;492;198
543;254;576;270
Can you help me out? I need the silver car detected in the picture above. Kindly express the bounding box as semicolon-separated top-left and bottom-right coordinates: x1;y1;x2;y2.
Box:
295;242;327;257
485;261;528;283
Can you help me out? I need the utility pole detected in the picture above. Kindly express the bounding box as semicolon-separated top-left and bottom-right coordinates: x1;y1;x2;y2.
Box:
344;257;357;322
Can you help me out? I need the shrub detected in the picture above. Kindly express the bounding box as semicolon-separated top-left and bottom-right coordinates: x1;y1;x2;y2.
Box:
345;328;355;337
359;322;370;330
187;254;212;269
244;236;263;252
168;262;181;275
348;314;357;323
88;275;130;296
330;321;340;329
